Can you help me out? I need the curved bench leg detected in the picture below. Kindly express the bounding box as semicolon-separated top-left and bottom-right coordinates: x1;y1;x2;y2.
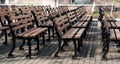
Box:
48;27;51;41
72;40;77;59
78;38;83;52
116;41;120;48
36;37;40;52
19;39;25;50
26;39;32;59
102;39;109;61
78;39;80;52
63;40;69;46
8;38;16;58
3;30;7;45
42;33;45;46
117;41;120;53
51;27;55;37
54;38;61;58
60;40;68;52
80;37;83;47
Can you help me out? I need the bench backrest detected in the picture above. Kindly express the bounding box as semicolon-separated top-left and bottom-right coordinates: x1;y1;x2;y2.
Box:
52;15;70;37
31;9;49;27
47;8;58;18
0;7;14;26
5;13;34;37
57;6;66;15
67;11;77;25
34;6;44;12
61;6;69;12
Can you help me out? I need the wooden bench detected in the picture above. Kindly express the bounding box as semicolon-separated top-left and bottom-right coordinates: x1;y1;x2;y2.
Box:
0;15;9;45
0;19;9;45
101;14;116;41
5;13;47;58
107;14;116;22
33;6;44;12
68;11;91;28
50;14;85;59
0;7;12;45
57;6;68;16
61;6;69;13
19;6;32;15
102;15;120;60
75;7;87;20
31;8;54;41
66;8;92;36
47;7;58;18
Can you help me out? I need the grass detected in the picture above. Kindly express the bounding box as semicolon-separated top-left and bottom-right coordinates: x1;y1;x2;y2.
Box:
92;11;112;18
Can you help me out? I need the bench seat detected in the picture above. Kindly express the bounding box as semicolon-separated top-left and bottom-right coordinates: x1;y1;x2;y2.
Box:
38;20;53;27
109;22;120;29
62;28;85;39
115;29;120;40
17;27;47;38
72;22;88;28
110;29;116;40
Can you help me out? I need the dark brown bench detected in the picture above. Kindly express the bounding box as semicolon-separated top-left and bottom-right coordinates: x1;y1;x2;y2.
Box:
107;20;120;29
5;13;47;58
57;6;69;16
0;16;9;45
50;14;85;59
47;7;58;18
102;15;120;60
71;13;91;28
107;14;116;22
0;7;12;45
61;6;69;13
75;7;87;20
57;6;63;15
66;8;92;36
31;9;54;41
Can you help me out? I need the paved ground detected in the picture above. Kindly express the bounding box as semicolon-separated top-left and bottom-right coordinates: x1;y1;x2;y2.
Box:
0;21;120;64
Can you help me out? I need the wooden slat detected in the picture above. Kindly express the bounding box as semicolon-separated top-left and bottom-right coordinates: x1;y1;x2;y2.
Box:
115;29;120;40
17;28;37;37
76;22;83;27
66;28;79;38
12;22;32;31
110;29;116;40
30;28;47;37
115;22;120;28
62;28;75;38
82;22;88;27
74;28;85;38
110;22;116;28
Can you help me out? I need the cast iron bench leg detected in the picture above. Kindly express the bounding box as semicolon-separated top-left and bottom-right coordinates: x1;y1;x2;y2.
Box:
36;37;40;52
72;40;77;59
54;38;61;57
26;39;32;59
3;30;7;45
102;39;109;61
19;39;25;50
48;27;51;41
8;37;16;58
